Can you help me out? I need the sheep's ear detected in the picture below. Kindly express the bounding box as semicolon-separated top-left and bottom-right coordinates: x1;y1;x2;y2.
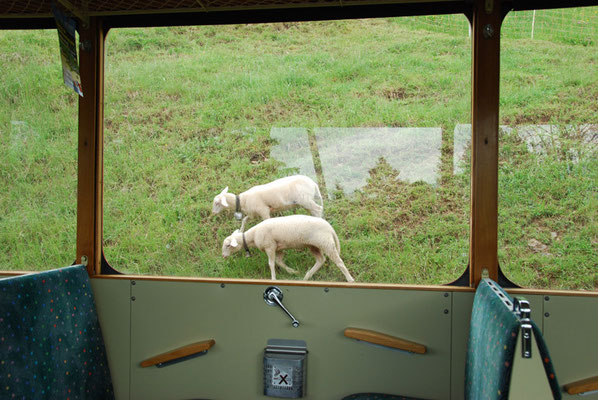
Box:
230;238;239;248
221;195;229;207
233;229;240;234
220;186;229;195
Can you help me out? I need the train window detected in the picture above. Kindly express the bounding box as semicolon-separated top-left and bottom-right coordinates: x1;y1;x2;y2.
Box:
102;18;472;283
0;30;77;271
498;8;597;290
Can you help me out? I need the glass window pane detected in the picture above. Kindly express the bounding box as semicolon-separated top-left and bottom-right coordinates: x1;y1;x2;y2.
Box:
499;8;597;290
103;19;471;283
0;30;77;271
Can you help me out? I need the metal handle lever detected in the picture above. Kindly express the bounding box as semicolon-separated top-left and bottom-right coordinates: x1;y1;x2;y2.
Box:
264;287;300;328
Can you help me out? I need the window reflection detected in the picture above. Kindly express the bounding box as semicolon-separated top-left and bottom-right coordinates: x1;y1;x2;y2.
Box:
271;127;443;198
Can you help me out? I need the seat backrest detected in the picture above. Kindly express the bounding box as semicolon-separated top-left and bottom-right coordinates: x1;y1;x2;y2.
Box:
0;265;115;399
465;278;561;399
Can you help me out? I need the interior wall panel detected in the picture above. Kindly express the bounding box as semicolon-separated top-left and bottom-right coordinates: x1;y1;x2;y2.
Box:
129;281;453;399
91;278;132;400
544;295;598;399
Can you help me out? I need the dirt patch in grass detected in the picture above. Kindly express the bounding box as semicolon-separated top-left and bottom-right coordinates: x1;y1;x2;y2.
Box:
249;150;269;164
381;87;410;100
502;110;555;125
181;127;223;142
252;100;308;124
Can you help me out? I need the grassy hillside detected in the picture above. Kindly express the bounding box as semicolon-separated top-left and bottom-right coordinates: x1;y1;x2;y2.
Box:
1;16;596;289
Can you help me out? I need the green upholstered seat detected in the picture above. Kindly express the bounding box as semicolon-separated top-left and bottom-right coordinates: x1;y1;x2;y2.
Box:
0;265;115;399
465;278;561;399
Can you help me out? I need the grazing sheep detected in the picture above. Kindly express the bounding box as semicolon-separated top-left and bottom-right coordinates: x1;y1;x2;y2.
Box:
212;175;323;220
221;215;354;282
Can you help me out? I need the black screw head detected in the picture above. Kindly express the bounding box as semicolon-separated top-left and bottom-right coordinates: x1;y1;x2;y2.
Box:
131;296;136;301
544;296;550;301
324;288;329;293
220;283;225;288
545;312;550;318
444;309;449;314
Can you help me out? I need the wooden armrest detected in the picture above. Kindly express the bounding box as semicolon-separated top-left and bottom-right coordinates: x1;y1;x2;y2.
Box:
344;327;426;354
564;375;598;395
140;339;215;368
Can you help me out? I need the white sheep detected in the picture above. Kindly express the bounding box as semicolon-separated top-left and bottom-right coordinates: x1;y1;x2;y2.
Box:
221;215;354;282
212;175;323;220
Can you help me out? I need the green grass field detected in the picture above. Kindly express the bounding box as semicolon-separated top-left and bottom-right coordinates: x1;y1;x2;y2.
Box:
401;7;597;45
1;14;596;289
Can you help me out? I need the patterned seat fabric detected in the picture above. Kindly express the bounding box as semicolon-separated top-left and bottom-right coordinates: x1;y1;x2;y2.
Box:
465;278;561;399
0;265;115;399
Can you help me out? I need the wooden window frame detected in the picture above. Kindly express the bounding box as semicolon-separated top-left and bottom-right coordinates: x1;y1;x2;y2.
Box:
74;2;499;286
67;0;594;294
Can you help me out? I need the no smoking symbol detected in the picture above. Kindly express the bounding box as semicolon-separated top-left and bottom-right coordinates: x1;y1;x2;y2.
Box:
278;373;289;385
272;367;293;388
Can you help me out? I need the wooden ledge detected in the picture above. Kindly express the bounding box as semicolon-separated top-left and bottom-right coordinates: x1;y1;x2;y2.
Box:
91;273;477;292
564;375;598;395
344;327;426;354
140;339;215;368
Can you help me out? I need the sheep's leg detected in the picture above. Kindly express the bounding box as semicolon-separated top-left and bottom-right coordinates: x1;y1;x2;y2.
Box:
303;247;326;281
298;198;324;218
327;252;354;282
257;207;271;220
265;248;277;280
275;253;298;275
307;201;324;218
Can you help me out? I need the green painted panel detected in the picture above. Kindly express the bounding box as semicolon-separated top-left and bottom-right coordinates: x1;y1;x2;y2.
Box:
129;281;452;399
92;278;132;400
544;295;598;399
509;329;554;400
451;291;473;400
91;278;594;399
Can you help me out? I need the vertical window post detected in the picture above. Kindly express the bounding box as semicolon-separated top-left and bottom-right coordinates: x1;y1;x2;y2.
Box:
77;17;105;276
470;0;502;286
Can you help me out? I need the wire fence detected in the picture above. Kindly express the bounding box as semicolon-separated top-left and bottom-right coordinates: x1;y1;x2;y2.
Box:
398;7;597;45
